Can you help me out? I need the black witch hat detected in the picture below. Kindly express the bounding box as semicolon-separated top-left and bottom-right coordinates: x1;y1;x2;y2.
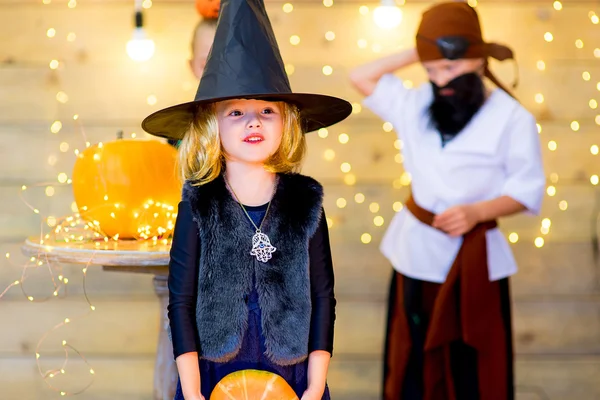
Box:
142;0;352;140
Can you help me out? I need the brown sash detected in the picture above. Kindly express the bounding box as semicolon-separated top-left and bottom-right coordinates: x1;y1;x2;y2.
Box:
394;196;508;400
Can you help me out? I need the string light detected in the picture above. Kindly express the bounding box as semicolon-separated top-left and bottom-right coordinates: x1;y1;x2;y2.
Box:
47;28;56;38
591;145;599;155
553;1;562;11
537;60;546;71
325;31;335;41
590;99;598;109
548;140;557;151
355;193;365;203
544;32;554;42
359;5;369;15
344;174;356;186
322;65;333;76
323;0;333;7
383;122;394;132
591;175;599;185
318;128;328;138
369;202;380;213
576;39;584;49
547;186;557;196
340;162;352;173
51;121;62;134
400;172;412;186
282;3;293;12
338;133;349;144
583;71;591;81
284;64;295;76
290;35;301;45
535;93;544;104
571;121;580;131
534;237;545;248
357;39;368;49
323;149;335;161
393;202;403;212
361;233;372;244
352;103;362;114
56;91;69;103
559;201;568;211
336;198;347;208
508;232;519;243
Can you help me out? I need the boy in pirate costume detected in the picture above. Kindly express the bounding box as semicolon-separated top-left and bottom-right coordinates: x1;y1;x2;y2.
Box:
350;2;545;399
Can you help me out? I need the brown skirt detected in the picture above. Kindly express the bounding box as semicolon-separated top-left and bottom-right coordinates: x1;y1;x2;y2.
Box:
382;271;514;400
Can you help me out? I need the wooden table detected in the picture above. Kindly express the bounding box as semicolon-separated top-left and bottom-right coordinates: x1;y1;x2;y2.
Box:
21;237;178;400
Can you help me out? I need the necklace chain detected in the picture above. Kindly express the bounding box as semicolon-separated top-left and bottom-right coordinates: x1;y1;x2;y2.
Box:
224;175;279;263
224;175;278;232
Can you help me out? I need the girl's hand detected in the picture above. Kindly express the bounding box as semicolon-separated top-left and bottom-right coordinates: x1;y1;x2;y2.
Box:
301;386;325;400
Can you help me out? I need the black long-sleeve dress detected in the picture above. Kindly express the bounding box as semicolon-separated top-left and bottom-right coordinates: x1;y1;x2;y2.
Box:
168;201;336;399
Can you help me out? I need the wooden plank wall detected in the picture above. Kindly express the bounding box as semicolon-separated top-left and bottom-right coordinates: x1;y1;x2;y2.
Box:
1;1;599;398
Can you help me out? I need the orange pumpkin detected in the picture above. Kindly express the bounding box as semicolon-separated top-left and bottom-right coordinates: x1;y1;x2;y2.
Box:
71;132;182;240
210;369;299;400
196;0;220;19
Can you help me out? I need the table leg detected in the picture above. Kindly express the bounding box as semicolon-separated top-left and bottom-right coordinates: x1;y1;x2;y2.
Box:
153;275;179;400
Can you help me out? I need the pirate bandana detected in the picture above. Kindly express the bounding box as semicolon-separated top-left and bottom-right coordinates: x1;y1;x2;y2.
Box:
415;2;516;94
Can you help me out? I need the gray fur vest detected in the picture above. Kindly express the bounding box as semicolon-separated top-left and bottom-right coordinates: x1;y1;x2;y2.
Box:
182;173;324;366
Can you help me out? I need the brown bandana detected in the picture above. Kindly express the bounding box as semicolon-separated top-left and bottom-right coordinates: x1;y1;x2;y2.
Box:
416;2;516;94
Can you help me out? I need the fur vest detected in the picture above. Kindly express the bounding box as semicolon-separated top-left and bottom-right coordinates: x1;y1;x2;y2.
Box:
182;173;324;366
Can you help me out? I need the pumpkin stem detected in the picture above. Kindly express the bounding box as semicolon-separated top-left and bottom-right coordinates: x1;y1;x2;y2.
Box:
117;130;124;140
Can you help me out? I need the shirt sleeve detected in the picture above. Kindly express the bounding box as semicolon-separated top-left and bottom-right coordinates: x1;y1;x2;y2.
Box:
308;208;336;356
500;110;546;215
362;73;414;126
167;201;201;359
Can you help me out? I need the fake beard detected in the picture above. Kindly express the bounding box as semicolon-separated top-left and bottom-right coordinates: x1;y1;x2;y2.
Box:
428;72;486;137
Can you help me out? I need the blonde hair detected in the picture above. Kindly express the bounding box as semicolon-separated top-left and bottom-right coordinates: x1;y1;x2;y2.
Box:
178;101;306;185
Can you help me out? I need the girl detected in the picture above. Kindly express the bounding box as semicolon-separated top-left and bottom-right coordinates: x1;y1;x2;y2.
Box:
142;0;352;398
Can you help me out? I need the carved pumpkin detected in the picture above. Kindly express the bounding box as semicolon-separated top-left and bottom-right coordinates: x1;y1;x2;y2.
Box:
71;132;181;240
196;0;220;19
210;369;299;400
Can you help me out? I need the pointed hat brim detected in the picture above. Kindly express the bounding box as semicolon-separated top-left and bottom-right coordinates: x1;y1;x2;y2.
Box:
141;93;352;140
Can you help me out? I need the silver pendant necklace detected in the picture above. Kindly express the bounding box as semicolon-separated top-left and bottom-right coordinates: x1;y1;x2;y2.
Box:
224;176;278;263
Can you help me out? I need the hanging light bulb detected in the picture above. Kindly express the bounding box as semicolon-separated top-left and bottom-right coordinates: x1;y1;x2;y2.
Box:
373;0;403;30
126;0;155;62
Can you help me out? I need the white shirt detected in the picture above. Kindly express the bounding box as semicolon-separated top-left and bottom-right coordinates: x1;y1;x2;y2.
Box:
363;74;546;283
